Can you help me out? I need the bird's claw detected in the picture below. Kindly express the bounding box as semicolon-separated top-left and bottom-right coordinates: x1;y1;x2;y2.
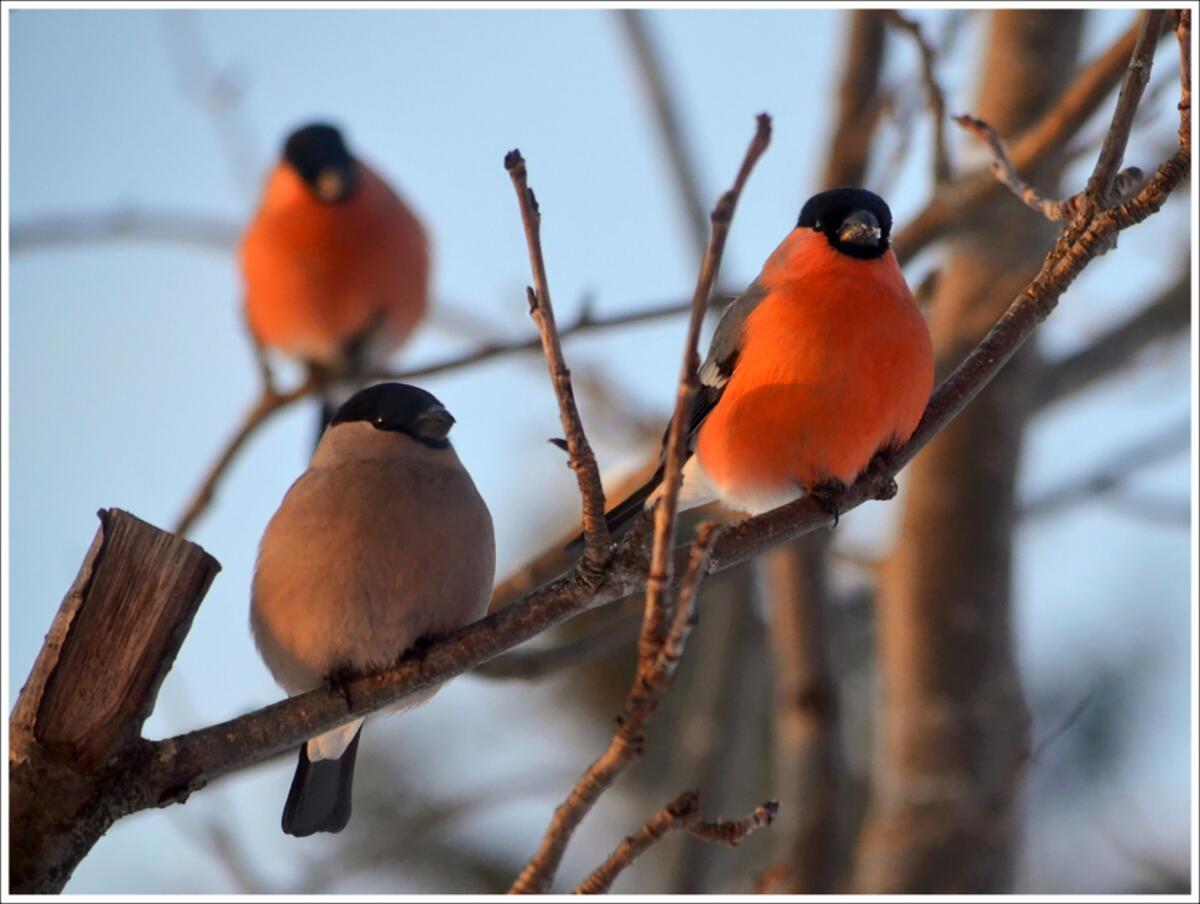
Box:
873;476;899;501
809;479;847;528
325;665;358;709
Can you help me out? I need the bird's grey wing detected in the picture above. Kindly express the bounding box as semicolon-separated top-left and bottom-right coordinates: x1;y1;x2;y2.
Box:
674;279;768;451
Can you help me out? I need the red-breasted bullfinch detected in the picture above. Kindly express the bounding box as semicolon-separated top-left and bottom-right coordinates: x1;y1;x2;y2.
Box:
242;123;431;435
603;187;933;530
251;383;495;836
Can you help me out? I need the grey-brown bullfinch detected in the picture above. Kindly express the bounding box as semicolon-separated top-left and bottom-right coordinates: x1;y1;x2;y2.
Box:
250;382;495;837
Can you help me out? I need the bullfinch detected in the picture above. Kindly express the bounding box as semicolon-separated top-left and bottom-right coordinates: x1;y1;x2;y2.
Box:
241;123;431;436
603;187;933;530
250;382;495;837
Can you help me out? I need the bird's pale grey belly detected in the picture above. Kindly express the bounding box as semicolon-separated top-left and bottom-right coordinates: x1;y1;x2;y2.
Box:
251;459;495;692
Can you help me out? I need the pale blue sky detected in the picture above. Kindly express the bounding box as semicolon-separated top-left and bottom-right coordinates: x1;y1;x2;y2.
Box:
5;6;1193;893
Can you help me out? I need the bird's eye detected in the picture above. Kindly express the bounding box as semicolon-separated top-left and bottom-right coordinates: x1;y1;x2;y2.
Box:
374;415;385;425
813;219;823;230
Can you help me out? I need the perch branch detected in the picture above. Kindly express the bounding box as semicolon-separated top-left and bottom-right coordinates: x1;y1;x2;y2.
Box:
505;150;611;562
573;790;778;894
12;24;1189;888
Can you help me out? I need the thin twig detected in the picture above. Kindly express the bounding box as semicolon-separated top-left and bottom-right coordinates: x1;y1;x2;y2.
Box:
10;207;240;254
1033;270;1190;409
954;113;1144;221
473;609;640;681
1020;419;1189;518
616;9;709;260
170;293;731;537
505;150;611;562
885;10;952;182
509;114;770;896
508;524;722;894
1085;10;1170;206
573;790;778;894
159;10;262;201
37;31;1190;876
894;14;1166;261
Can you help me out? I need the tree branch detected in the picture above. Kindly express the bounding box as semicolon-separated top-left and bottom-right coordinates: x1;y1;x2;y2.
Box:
10;207;240;254
954;113;1144;221
616;9;709;260
509;112;771;895
885;10;952;182
894;14;1165;262
1032;271;1190;409
11;21;1189;886
170;292;733;537
573;790;777;894
505;150;611;562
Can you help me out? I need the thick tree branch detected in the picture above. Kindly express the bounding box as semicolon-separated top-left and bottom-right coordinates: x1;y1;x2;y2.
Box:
505;150;611;562
573;790;777;894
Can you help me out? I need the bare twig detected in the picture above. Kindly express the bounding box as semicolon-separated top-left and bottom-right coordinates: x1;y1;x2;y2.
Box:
1033;271;1190;409
160;10;262;201
885;10;952;182
954;113;1144;221
474;609;640;681
574;790;777;894
171;292;732;537
894;15;1166;261
10;207;239;254
505;150;611;562
14;22;1190;885
616;9;709;260
509;525;721;894
1085;10;1170;206
509;114;770;896
1020;419;1189;518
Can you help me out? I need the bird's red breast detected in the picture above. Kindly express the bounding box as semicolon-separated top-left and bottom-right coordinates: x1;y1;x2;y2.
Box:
695;228;933;509
241;161;430;367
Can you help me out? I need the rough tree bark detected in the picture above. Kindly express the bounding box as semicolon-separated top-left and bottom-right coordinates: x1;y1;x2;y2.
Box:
852;10;1085;893
9;510;220;893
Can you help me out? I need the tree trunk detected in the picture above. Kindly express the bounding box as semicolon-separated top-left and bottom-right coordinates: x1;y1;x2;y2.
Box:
852;10;1084;893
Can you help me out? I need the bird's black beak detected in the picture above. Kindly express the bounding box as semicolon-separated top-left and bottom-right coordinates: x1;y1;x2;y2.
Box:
838;209;883;247
413;405;455;443
314;164;358;203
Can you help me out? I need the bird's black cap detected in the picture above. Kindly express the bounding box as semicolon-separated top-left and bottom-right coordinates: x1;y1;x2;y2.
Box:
797;187;892;260
283;122;358;202
329;383;455;449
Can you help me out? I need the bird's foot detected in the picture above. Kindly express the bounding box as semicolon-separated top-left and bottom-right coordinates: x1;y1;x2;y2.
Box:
865;451;899;501
325;664;359;709
808;479;847;527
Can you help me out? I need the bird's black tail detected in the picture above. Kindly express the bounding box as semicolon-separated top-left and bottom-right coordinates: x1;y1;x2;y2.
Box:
567;464;664;551
282;728;362;837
